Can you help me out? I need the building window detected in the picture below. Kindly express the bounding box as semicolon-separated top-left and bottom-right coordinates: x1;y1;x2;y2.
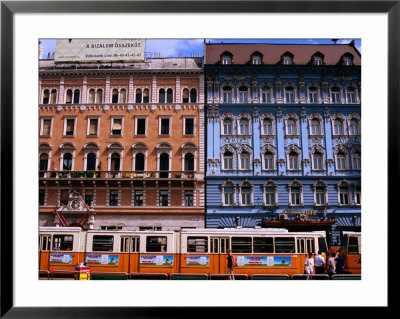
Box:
239;118;250;135
252;54;261;65
222;54;232;65
63;118;76;136
331;87;341;103
40;153;49;171
39;190;45;205
109;190;119;206
333;118;345;135
41;118;52;136
159;89;165;103
62;153;72;170
223;86;232;103
346;87;356;103
190;88;197;103
264;184;276;206
283;55;293;65
42;89;50;104
167;88;173;103
134;190;144;206
160;117;171;135
159;153;169;178
352;151;361;170
238;86;248;103
240;151;251;170
143;89;150;103
342;55;353;66
349;118;360;136
308;87;318;103
135;153;145;171
338;182;350;205
285;86;295;103
312;151;324;170
288;151;299;170
355;185;361;205
286;118;297;135
86;152;97;171
223;185;234;206
240;182;252;206
261;87;272;103
310;118;321;136
336;151;347;170
184;190;194;207
135;117;147;136
314;182;326;206
87;117;99;136
159;190;169;206
263;151;274;171
112;88;126;103
313;55;323;65
111;117;123;136
222;117;233;135
289;181;302;206
135;89;142;103
223;151;234;170
184;117;194;135
184;153;195;171
182;89;189;103
85;190;94;206
262;118;273;135
110;153;121;171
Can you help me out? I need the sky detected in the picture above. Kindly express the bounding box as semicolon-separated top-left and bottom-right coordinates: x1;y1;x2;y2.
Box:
39;38;361;59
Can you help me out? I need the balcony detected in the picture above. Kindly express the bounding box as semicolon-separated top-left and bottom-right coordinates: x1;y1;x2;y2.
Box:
39;170;198;180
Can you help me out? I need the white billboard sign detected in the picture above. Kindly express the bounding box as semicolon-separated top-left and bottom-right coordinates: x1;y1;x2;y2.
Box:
55;39;145;63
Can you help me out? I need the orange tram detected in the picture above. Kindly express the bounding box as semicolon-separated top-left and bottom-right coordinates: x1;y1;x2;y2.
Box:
39;227;361;276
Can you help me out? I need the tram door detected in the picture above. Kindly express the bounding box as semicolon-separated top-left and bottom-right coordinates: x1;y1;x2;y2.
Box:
39;235;51;271
120;236;140;273
210;237;230;274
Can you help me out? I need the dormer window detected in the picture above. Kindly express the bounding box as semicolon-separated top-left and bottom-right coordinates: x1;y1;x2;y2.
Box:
252;53;262;65
221;52;233;65
311;53;324;65
341;53;354;66
282;52;293;65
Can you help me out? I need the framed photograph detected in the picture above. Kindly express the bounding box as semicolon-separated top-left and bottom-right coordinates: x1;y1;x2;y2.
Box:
1;1;395;317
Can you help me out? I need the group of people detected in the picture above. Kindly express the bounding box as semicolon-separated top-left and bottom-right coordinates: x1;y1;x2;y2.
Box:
304;250;345;278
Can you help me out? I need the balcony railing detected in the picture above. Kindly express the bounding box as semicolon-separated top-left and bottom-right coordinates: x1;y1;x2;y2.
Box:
39;170;197;180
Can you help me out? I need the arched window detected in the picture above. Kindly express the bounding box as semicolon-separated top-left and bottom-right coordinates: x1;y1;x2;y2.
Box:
338;180;350;205
159;89;165;103
352;150;361;170
346;87;356;103
120;89;126;103
190;88;197;103
159;153;169;177
286;118;298;135
289;180;302;206
66;89;73;103
88;89;95;103
331;87;341;103
182;89;189;103
349;118;360;135
136;89;143;103
262;118;273;135
313;180;327;206
96;89;103;103
333;118;345;136
261;86;272;103
184;153;194;171
285;86;295;103
135;153;145;171
239;118;250;135
263;151;275;171
288;151;299;170
308;87;318;103
312;151;324;170
222;181;235;206
223;86;232;103
50;89;57;104
43;89;50;104
240;181;252;206
110;153;120;171
223;151;234;170
86;153;97;171
336;150;347;170
264;181;277;206
63;153;72;170
310;118;321;135
222;117;233;135
39;153;49;171
73;89;80;104
167;88;173;103
238;85;248;103
112;89;119;103
240;151;250;170
143;89;150;103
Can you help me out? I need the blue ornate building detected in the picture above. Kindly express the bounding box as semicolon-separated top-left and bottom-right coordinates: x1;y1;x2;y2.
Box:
204;42;361;246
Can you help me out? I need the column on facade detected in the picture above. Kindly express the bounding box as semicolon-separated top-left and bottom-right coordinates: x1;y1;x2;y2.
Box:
324;108;335;175
252;112;262;175
301;108;311;175
58;76;64;104
105;75;110;104
82;76;87;103
276;110;286;174
128;75;134;103
213;114;221;174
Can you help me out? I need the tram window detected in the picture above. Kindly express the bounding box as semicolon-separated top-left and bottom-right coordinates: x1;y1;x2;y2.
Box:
253;237;274;253
318;238;328;253
53;235;73;251
348;237;359;254
40;235;51;251
306;239;315;254
210;238;219;253
187;237;208;253
146;236;167;252
232;237;252;253
297;239;305;253
93;235;114;251
275;237;295;253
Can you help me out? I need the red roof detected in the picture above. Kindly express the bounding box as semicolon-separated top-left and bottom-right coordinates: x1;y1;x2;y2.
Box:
205;43;361;65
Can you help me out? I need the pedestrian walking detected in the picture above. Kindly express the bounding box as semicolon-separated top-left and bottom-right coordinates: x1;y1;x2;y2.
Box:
335;249;345;274
226;249;235;280
326;251;336;279
314;251;325;274
304;252;314;279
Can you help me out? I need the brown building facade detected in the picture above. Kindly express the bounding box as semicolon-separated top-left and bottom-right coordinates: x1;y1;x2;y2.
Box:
39;57;205;231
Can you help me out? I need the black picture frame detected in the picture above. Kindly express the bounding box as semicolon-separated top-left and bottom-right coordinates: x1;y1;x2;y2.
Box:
1;1;395;317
